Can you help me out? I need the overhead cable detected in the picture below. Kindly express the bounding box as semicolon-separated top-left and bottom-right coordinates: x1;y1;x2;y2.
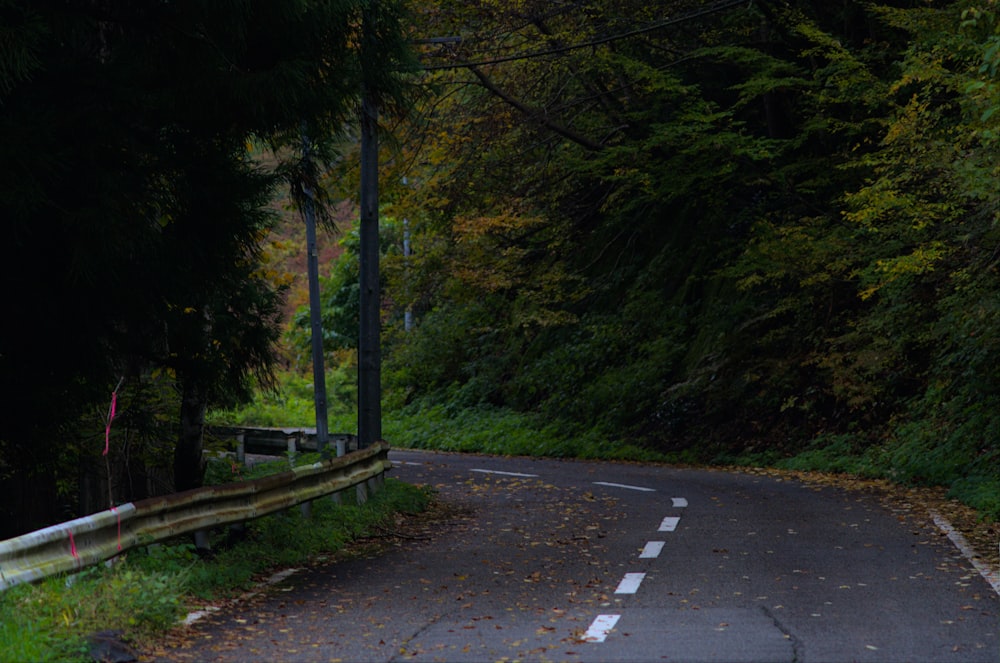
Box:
418;0;754;72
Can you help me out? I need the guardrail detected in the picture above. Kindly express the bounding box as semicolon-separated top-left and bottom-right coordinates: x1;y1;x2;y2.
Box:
207;426;358;458
0;441;390;592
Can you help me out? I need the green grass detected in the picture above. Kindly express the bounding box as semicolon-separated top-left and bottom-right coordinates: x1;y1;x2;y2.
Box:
211;377;677;463
0;473;431;662
206;370;357;428
380;403;677;463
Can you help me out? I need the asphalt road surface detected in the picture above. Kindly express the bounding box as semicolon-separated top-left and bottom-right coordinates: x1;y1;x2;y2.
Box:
152;450;999;662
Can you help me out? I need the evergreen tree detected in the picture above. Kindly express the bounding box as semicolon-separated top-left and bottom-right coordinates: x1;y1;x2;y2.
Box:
0;0;411;533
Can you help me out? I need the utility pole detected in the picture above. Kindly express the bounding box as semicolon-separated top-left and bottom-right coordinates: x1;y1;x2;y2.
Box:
301;127;332;457
403;216;413;332
358;0;381;449
402;177;413;333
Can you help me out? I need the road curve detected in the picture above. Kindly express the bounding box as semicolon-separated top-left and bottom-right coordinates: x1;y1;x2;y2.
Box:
149;450;998;663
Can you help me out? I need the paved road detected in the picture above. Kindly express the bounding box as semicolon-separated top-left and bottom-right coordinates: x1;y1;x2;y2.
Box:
153;450;998;662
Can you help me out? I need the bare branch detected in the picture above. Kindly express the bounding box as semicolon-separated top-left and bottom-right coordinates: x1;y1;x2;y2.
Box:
468;66;605;152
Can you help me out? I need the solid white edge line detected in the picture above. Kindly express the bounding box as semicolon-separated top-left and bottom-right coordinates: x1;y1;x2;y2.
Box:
614;572;646;594
931;511;1000;596
659;516;680;532
470;469;539;478
583;614;621;643
671;497;688;508
593;481;656;492
639;541;665;559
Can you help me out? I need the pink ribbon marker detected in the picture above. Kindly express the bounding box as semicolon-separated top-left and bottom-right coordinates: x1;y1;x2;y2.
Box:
67;530;79;559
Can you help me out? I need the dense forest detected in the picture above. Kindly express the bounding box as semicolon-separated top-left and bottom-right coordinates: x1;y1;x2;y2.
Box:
317;0;1000;516
2;0;998;537
0;0;410;536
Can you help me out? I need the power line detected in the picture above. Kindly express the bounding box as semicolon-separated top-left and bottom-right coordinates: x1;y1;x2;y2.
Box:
418;0;754;72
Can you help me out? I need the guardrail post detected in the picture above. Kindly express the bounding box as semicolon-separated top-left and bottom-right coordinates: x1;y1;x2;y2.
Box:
236;432;246;466
194;529;210;554
229;431;249;540
356;481;368;504
286;432;315;518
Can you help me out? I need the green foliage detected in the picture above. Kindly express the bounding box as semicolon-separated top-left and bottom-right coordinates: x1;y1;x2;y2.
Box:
775;434;880;476
207;364;359;429
365;0;1000;521
382;398;674;462
385;401;565;455
285;217;414;368
285;230;362;362
948;476;1000;519
200;0;1000;524
0;563;184;662
0;587;88;662
384;302;502;406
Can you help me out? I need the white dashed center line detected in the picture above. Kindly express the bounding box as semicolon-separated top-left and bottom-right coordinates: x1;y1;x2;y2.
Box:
659;516;681;532
639;541;665;559
583;614;621;642
470;469;539;477
593;481;656;492
671;497;688;508
614;572;646;594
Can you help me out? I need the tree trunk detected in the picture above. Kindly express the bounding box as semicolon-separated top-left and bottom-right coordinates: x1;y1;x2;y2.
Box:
173;379;206;492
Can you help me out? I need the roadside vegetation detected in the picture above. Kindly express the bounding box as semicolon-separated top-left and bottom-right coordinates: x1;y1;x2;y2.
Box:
216;373;1000;522
0;460;430;663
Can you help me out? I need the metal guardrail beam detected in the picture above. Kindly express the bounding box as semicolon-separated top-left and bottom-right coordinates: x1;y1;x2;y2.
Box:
207;426;358;457
0;441;390;592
